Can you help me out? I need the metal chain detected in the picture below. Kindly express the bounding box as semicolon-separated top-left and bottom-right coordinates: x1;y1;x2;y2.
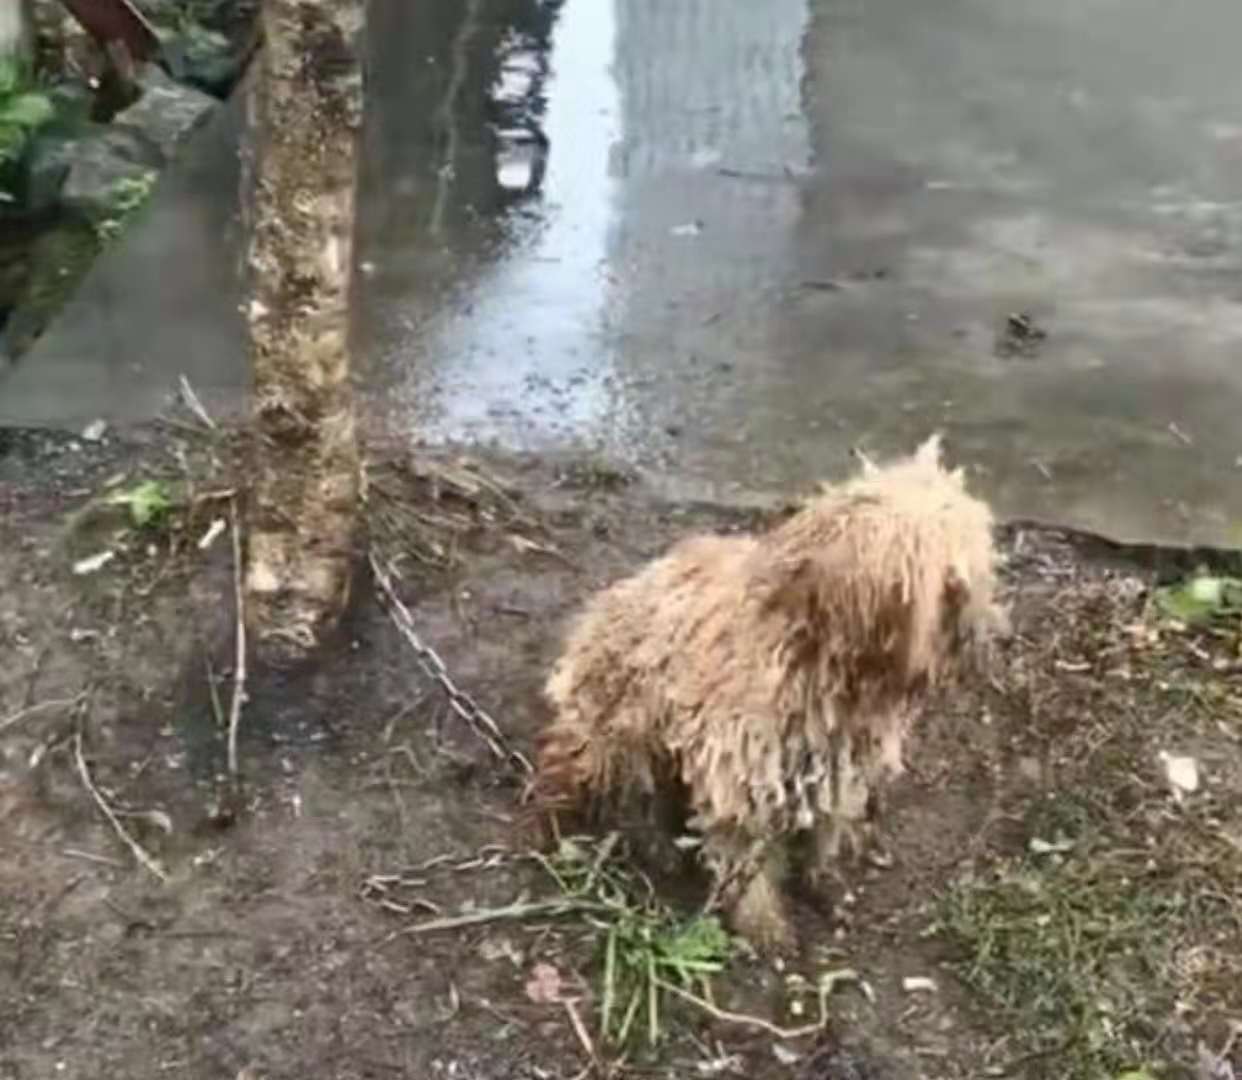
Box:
370;551;534;776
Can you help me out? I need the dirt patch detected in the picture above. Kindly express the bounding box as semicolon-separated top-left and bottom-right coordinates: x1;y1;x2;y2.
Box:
2;427;1240;1080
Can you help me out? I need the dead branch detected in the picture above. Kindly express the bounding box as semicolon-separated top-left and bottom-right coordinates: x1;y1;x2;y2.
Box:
0;693;87;735
654;978;832;1041
177;374;217;431
227;499;247;779
73;731;168;883
380;898;613;943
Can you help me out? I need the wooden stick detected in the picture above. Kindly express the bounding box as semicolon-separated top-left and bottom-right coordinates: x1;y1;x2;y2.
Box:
380;898;612;943
73;732;168;883
654;979;829;1041
227;499;247;779
0;693;85;735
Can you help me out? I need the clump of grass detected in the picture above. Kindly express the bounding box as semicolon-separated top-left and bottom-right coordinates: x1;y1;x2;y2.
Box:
539;835;733;1049
933;778;1242;1080
936;847;1181;1078
95;171;159;243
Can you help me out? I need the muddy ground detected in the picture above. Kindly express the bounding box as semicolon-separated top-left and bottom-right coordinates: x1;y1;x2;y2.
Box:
2;424;1240;1080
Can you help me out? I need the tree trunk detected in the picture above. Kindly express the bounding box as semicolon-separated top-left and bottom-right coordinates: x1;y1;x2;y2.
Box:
0;0;34;62
241;0;364;664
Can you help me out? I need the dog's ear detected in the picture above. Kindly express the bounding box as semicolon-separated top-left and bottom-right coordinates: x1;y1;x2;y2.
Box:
914;432;944;467
851;446;879;477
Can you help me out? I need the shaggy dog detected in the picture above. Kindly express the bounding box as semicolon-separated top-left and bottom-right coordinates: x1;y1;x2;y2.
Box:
531;436;1007;950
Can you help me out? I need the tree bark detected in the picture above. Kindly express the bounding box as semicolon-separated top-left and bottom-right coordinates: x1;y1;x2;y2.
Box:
241;0;364;664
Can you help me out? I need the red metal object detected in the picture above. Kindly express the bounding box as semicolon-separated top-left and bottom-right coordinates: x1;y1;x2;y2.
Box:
58;0;161;63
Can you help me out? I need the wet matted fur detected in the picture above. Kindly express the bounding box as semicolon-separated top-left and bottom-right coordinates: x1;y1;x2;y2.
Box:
531;436;1007;950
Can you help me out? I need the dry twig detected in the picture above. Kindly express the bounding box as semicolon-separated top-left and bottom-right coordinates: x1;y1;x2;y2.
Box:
227;499;247;779
0;693;87;735
380;898;613;943
654;978;831;1041
73;731;168;883
177;374;217;431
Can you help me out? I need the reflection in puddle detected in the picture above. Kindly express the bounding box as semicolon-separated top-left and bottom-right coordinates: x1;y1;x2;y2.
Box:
492;24;552;199
418;0;623;445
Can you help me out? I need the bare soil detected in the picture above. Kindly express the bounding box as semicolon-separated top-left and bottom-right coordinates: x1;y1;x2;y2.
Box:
2;424;1240;1080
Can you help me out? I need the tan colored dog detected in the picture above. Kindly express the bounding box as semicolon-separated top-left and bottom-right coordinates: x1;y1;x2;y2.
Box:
532;436;1006;950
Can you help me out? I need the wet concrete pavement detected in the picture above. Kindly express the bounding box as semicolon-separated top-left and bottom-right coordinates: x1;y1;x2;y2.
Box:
6;0;1242;546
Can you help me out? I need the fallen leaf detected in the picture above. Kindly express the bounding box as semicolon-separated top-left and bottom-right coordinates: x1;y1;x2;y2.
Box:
524;962;564;1004
772;1043;799;1065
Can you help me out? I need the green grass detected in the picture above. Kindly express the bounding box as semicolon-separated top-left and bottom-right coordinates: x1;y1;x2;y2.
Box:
934;779;1242;1080
538;835;733;1049
937;851;1179;1076
95;172;159;242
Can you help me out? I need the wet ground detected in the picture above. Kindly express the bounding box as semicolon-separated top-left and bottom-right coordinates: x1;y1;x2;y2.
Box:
3;431;1240;1079
5;5;1242;1075
4;0;1242;542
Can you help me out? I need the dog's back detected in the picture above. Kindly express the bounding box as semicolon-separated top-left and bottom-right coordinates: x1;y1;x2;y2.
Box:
533;533;758;813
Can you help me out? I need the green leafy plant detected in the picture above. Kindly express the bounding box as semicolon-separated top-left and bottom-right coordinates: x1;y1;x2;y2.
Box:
1152;573;1242;626
539;836;733;1048
0;57;55;199
106;479;173;528
96;171;158;241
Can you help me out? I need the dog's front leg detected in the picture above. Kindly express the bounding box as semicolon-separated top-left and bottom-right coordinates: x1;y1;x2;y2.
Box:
705;831;795;953
808;812;867;893
807;745;875;896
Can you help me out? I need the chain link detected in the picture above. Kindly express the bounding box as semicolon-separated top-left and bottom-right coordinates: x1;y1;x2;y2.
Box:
370;552;534;776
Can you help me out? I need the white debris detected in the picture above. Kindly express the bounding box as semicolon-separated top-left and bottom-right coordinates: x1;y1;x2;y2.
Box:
1159;751;1201;799
902;976;938;994
771;1044;800;1065
198;517;227;551
72;550;115;576
1029;836;1075;856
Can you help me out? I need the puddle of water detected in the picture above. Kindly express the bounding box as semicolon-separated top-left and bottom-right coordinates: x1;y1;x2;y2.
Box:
419;0;623;443
7;0;1242;548
359;0;815;458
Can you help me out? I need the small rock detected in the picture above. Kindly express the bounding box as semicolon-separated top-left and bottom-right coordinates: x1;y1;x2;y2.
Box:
80;419;107;442
112;64;218;165
163;24;243;98
1016;755;1043;783
30;128;159;221
995;310;1047;359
